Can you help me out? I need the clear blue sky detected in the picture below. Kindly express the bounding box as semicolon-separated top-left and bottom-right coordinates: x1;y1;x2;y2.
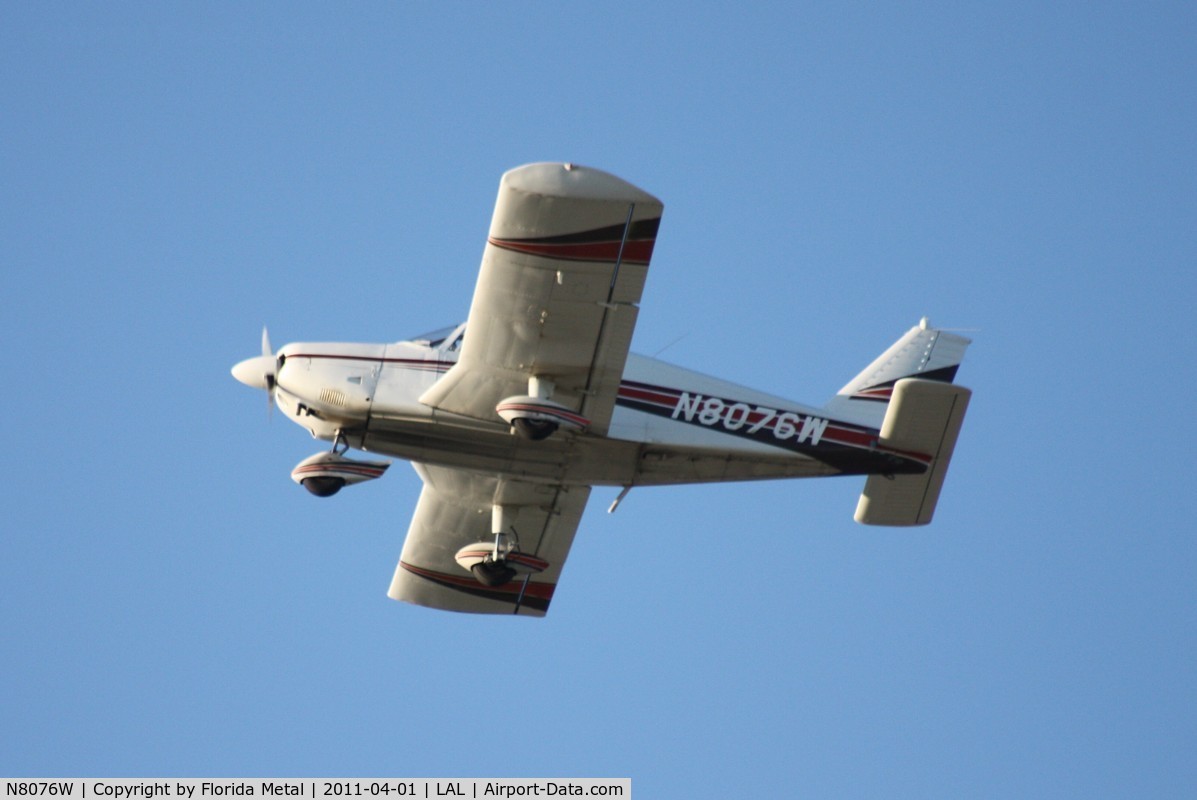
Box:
3;3;1195;796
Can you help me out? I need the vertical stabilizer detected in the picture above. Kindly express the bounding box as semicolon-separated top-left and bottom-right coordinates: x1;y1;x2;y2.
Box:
824;319;971;429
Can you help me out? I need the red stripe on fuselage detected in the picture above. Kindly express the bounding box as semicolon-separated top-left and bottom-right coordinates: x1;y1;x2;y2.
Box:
615;380;930;465
286;354;452;372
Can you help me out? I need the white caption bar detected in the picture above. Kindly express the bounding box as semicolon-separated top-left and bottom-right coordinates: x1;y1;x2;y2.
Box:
1;780;630;800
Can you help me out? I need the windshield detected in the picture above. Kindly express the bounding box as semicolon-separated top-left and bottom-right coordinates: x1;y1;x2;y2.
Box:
408;323;465;350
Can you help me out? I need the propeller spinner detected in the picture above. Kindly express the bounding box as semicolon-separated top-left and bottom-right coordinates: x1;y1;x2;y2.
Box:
231;327;279;412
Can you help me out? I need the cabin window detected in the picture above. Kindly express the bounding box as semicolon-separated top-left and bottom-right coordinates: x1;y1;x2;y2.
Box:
409;325;457;347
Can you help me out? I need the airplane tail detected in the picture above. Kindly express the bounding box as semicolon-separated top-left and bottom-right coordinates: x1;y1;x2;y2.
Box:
823;319;971;430
823;320;973;526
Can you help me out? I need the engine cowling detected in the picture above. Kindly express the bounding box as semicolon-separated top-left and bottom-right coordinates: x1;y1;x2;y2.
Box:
496;396;589;440
290;451;391;497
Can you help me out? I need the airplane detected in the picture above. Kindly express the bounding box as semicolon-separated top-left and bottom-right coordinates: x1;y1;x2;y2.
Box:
232;162;973;617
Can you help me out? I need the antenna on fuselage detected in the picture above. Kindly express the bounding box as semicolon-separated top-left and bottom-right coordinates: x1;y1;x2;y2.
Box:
651;333;689;359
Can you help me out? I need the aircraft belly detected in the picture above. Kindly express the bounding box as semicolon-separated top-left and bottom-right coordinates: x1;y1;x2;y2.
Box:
361;424;631;485
630;446;837;484
361;414;837;487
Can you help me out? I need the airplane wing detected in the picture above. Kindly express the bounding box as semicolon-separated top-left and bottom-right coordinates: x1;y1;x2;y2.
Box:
387;463;591;616
419;162;664;435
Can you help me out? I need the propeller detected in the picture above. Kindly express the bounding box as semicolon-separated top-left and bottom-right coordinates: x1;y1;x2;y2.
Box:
232;326;279;415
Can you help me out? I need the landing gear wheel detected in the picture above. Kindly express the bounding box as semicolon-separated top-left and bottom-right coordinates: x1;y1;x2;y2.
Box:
512;418;559;441
301;476;345;497
471;560;518;587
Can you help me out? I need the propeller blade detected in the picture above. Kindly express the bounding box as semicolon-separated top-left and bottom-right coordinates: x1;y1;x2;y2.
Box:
263;327;276;418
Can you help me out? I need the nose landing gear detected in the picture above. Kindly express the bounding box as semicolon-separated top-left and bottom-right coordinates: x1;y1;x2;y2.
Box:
290;432;391;497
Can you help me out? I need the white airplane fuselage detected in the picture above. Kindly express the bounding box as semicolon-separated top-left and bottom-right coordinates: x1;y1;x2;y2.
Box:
266;328;916;491
232;165;975;615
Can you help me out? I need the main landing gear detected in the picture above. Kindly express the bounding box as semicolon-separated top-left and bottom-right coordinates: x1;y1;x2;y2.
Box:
511;417;558;441
453;505;550;587
495;376;590;441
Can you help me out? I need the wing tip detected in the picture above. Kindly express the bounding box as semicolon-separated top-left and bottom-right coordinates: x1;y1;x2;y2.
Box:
389;560;554;617
502;162;662;206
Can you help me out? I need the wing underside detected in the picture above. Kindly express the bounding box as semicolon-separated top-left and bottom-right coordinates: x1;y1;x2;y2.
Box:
387;464;591;616
419;163;664;435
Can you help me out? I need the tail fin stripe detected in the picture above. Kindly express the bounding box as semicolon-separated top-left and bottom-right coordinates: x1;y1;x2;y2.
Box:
825;322;971;429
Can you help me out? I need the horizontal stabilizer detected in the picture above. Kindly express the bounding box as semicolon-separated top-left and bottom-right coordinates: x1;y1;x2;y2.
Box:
855;378;971;526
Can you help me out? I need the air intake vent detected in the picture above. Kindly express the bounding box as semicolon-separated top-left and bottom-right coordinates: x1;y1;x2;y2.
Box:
320;387;348;407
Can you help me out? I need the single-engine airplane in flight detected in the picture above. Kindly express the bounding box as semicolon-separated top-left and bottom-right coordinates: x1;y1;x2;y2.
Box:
232;163;972;616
